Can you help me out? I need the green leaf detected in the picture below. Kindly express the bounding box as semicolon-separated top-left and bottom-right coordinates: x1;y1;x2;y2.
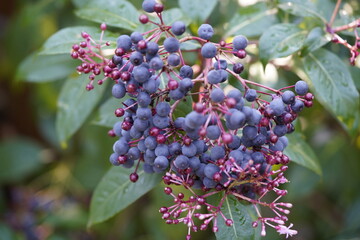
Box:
302;48;360;136
215;195;260;240
56;74;106;144
16;53;77;82
179;0;217;21
39;26;117;55
278;0;326;23
225;3;279;38
172;95;193;119
284;133;322;175
259;23;307;62
88;167;162;227
93;96;131;128
301;27;330;56
0;138;43;184
75;0;138;31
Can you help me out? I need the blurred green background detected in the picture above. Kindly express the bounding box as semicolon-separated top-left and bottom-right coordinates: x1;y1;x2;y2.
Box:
1;0;360;239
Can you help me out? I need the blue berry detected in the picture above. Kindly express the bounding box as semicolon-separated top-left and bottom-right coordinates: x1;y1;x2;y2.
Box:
210;88;225;102
142;0;156;13
185;111;204;129
179;78;193;92
182;143;197;157
247;109;261;126
291;99;304;113
193;140;206;155
179;65;193;79
206;125;221;140
207;70;221;84
210;146;225;161
295;80;308;95
251;152;264;164
130;51;144;66
245;89;257;102
147;42;159;55
130;32;143;43
201;42;217;58
227;89;242;102
171;21;186;36
143;76;159;94
137;140;146;152
137;92;151;107
117;35;132;51
169;88;185;100
149;56;164;70
133;66;150;83
282;90;295;104
113;122;122;136
269;97;285;116
243;125;257;140
253;134;266;147
203;177;217;188
145;136;157;150
167;53;180;66
169;142;182;155
133;119;149;131
228;135;241;149
174;155;189;169
198;24;214;40
174;117;185;129
156;102;171;117
273;124;287;137
136;107;152;120
154;156;169;171
112;83;126;99
113;140;129;155
155;144;170;157
109;153;120;166
164;37;180;53
128;147;141;160
189;156;201;170
232;35;248;50
229;150;243;164
229;110;246;129
143;163;155;173
213;59;227;70
204;163;220;179
124;99;137;113
152;115;170;129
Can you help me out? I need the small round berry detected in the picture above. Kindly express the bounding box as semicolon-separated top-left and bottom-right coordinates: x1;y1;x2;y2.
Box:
201;42;217;58
164;37;180;53
294;80;309;95
171;21;186;36
142;0;156;13
130;173;139;182
139;14;149;24
198;24;214;40
154;3;164;13
232;35;248;50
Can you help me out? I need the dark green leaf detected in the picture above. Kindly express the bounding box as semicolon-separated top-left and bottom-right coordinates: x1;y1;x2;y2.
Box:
172;95;193;119
75;0;138;31
278;0;326;23
302;48;360;136
16;53;77;82
56;74;106;144
301;27;330;56
39;26;116;55
215;195;260;240
0;138;43;184
88;167;162;227
178;0;217;21
284;133;322;175
225;3;279;38
93;96;130;128
259;23;307;61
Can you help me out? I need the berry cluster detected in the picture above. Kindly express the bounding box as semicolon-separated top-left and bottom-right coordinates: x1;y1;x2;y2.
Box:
70;1;314;238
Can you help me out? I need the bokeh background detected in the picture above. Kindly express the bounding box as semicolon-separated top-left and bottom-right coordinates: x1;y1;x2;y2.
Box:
1;0;360;239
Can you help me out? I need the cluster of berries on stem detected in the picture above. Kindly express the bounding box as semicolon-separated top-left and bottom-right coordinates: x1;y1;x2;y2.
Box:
70;0;314;238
